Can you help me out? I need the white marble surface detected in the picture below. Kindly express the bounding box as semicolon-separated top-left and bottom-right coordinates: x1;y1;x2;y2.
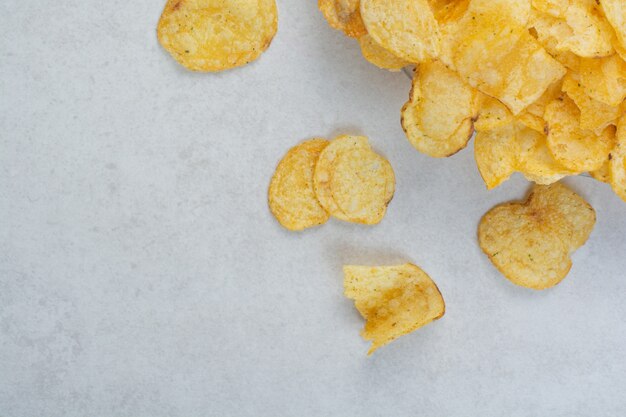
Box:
1;1;625;416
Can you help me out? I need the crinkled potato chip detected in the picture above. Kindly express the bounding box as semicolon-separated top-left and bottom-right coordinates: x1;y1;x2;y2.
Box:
545;96;616;171
330;147;395;224
157;0;278;72
359;34;409;71
579;55;626;107
401;60;476;157
609;116;626;202
562;72;621;132
528;10;581;71
560;1;615;57
478;183;596;290
360;0;441;63
319;0;367;38
344;263;445;354
314;135;370;221
268;139;330;231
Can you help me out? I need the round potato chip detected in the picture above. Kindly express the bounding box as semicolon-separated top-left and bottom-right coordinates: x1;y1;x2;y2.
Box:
268;139;330;231
330;147;395;224
609;116;626;202
343;263;445;355
545;96;616;172
157;0;278;72
478;183;595;290
358;34;409;71
401;60;476;157
318;0;367;38
313;135;370;221
360;0;441;63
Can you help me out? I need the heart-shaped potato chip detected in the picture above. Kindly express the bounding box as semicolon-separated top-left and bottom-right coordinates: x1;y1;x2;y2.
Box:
478;183;596;290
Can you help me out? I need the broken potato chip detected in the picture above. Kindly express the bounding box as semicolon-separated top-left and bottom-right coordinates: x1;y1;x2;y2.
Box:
401;60;477;157
344;263;445;354
157;0;278;71
478;182;596;290
268;139;330;231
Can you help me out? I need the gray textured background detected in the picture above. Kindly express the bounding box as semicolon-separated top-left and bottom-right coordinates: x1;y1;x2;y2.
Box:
1;1;625;416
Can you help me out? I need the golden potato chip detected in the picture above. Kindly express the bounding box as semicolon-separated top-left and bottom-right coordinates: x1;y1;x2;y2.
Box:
455;28;565;114
360;0;441;63
531;0;568;17
527;10;580;71
600;0;626;50
562;72;621;132
268;139;330;231
428;0;470;23
474;123;519;189
318;0;367;38
545;96;616;171
478;183;596;290
579;55;626;107
313;135;370;221
590;159;610;183
609;116;626;202
560;1;615;57
516;80;563;133
473;94;514;133
400;60;476;157
358;34;409;71
330;148;395;224
157;0;278;72
343;263;445;354
517;124;576;183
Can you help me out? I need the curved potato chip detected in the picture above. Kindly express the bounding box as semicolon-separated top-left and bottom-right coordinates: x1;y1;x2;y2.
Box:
268;139;330;231
561;2;615;57
401;60;476;157
157;0;278;72
528;10;580;71
545;96;616;171
330;148;395;224
579;55;626;107
360;0;441;63
562;72;621;132
358;34;409;71
313;135;370;221
590;159;610;183
609;116;626;202
474;94;514;132
344;263;445;355
318;0;367;38
478;183;595;290
600;0;626;50
517;125;576;183
474;123;519;189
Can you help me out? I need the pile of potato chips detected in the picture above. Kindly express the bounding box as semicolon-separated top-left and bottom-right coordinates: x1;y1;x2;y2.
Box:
269;135;395;230
319;0;626;202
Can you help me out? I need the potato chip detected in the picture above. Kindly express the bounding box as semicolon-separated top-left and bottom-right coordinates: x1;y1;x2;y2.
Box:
313;135;370;221
590;159;610;183
360;0;441;63
516;79;563;133
268;139;330;231
545;96;616;171
401;60;476;157
343;263;445;354
455;26;565;114
319;0;367;38
600;0;626;50
527;10;580;71
517;124;576;183
330;147;395;224
579;55;626;107
474;123;519;189
157;0;278;72
562;72;621;132
609;116;626;202
478;183;596;290
358;34;409;71
560;1;615;57
473;94;513;133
